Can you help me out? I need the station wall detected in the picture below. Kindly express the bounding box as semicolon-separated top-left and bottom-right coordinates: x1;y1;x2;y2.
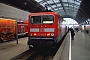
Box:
0;3;30;21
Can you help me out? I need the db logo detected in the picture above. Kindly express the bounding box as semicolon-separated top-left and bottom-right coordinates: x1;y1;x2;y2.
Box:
40;28;44;32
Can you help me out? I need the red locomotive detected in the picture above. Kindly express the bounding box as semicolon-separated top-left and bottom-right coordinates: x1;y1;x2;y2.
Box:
17;20;28;36
27;12;67;48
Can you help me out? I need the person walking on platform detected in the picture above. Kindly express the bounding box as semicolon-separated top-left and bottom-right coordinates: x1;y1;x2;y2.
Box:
70;28;75;40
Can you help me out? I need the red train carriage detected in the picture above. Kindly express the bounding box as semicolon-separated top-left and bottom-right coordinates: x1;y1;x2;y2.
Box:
28;12;67;48
0;18;16;42
17;20;28;36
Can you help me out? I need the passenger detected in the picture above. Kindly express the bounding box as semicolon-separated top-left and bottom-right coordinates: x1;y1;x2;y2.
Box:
75;28;78;32
81;28;82;32
70;28;75;40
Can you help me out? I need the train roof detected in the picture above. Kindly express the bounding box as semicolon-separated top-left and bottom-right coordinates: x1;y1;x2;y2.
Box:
29;12;59;16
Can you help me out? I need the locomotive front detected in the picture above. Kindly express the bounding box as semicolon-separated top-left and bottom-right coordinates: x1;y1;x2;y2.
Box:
28;12;59;48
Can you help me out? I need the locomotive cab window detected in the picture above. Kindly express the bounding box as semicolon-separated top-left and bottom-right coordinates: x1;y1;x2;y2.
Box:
31;16;41;24
42;15;54;24
30;15;54;24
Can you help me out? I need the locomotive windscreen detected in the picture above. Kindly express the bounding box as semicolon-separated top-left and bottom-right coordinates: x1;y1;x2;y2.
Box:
30;15;54;24
31;16;41;24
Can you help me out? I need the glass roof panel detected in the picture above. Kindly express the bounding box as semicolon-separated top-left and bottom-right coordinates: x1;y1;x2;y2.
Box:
53;0;60;3
63;4;68;6
68;0;74;3
48;7;52;10
57;11;64;14
35;0;42;2
62;0;67;2
51;5;56;8
77;0;81;3
60;9;64;12
75;1;80;5
69;5;73;7
59;8;63;9
65;7;69;9
57;4;61;6
54;8;59;11
35;0;82;17
39;1;44;4
47;0;54;4
74;5;79;8
39;2;47;7
54;6;62;9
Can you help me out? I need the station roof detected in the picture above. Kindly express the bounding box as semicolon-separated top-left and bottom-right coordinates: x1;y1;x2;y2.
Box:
0;0;90;24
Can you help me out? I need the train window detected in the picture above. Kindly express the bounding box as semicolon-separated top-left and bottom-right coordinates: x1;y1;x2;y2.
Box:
42;15;54;24
21;26;24;33
17;22;24;24
31;16;41;24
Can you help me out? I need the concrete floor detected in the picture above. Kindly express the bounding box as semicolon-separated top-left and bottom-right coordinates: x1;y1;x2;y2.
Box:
72;31;90;60
0;37;29;60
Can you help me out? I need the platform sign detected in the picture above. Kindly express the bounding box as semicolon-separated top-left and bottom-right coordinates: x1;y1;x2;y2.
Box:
0;18;17;42
63;20;66;22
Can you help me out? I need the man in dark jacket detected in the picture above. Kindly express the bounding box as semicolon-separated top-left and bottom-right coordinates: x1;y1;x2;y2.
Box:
70;28;75;40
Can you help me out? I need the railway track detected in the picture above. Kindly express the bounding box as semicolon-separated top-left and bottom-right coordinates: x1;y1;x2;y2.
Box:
26;47;57;60
10;47;58;60
10;49;36;60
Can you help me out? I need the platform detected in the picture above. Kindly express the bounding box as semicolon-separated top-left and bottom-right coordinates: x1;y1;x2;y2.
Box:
53;31;90;60
0;37;29;60
71;31;90;60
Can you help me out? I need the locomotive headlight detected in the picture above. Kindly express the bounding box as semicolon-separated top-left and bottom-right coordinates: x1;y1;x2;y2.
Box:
51;33;54;36
34;33;37;36
47;33;50;36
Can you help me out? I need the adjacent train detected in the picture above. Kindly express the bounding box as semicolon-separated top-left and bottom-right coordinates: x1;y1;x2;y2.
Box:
27;11;68;48
17;20;28;36
0;19;28;43
0;18;17;43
